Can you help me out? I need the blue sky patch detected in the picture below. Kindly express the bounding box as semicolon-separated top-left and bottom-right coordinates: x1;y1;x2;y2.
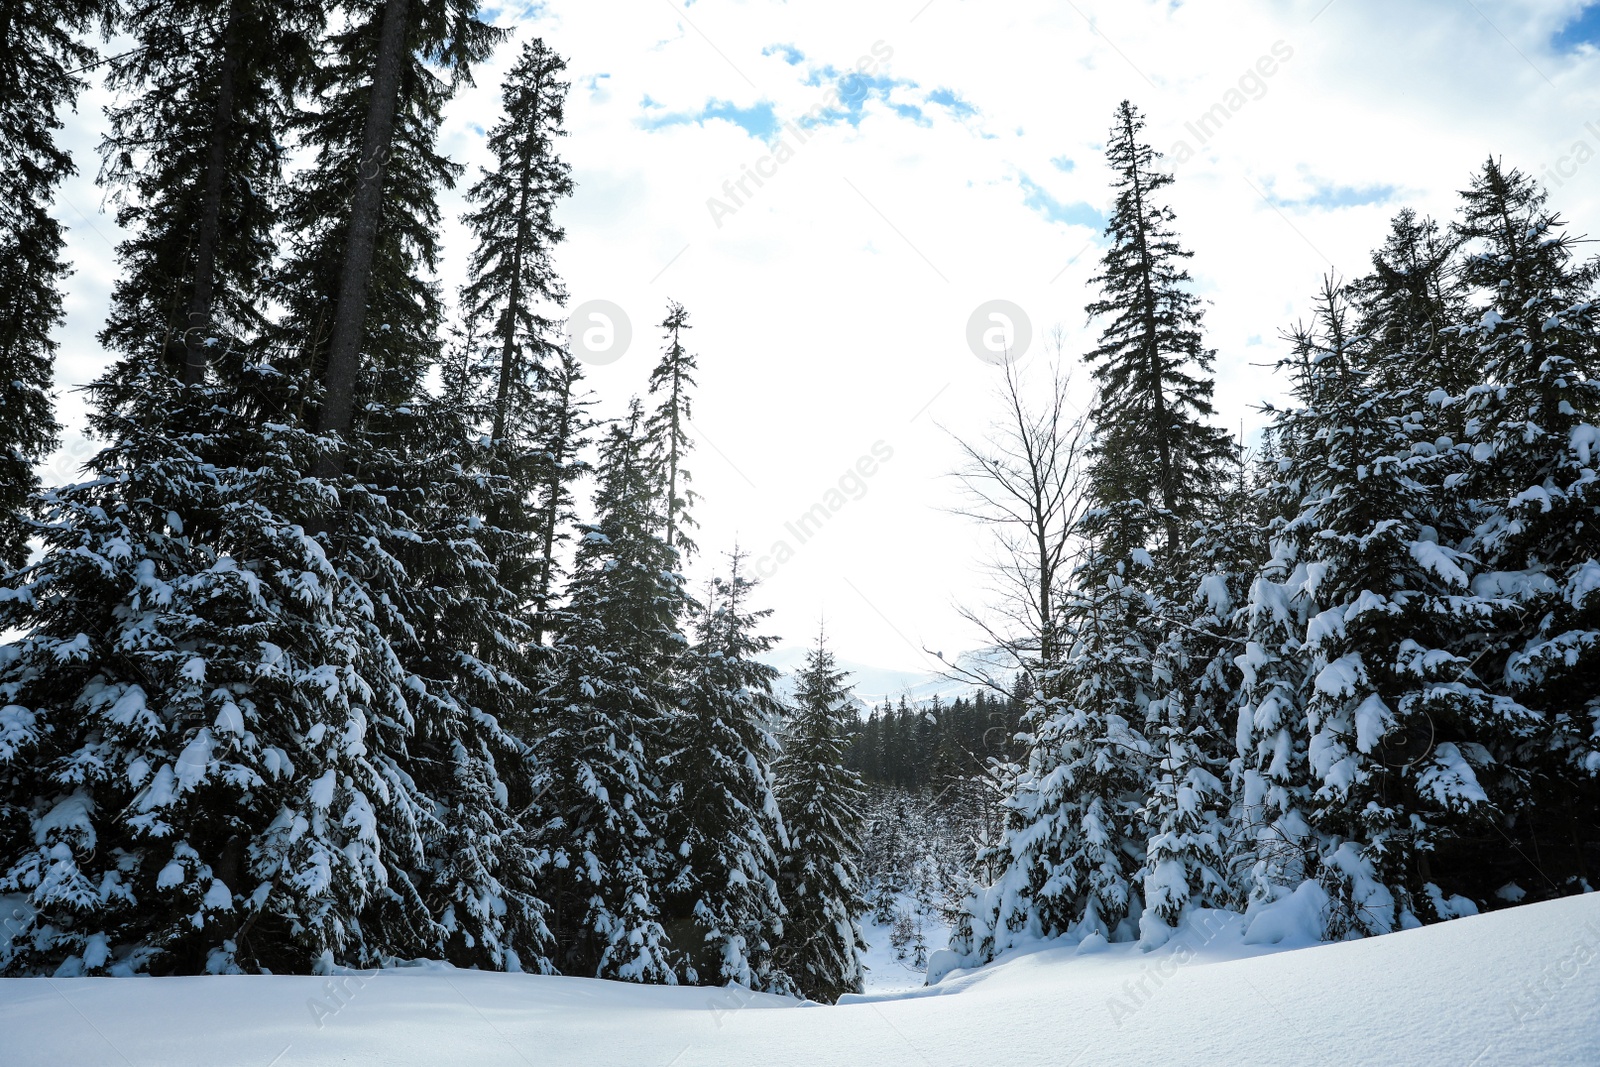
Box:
891;102;930;126
1271;182;1397;210
637;98;782;142
797;68;915;129
763;43;805;65
1553;3;1600;50
1050;156;1075;172
926;88;977;119
1018;174;1106;229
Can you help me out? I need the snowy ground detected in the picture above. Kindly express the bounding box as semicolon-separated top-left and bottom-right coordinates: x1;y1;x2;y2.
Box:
3;893;1596;1066
858;893;953;994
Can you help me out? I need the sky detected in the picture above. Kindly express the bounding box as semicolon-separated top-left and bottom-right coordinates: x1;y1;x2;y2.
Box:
41;0;1600;674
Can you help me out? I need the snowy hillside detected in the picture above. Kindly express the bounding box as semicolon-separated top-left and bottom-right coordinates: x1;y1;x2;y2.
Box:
4;893;1594;1066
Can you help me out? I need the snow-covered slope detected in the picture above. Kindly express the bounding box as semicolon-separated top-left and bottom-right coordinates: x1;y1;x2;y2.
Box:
4;893;1595;1066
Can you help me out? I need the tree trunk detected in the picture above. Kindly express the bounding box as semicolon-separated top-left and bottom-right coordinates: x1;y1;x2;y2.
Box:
181;5;244;386
531;370;572;648
313;0;411;477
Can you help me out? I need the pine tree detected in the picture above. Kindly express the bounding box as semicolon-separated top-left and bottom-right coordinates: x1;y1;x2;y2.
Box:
0;1;105;569
0;383;437;975
1083;100;1234;557
272;0;502;473
1254;278;1500;935
660;550;789;990
773;631;867;1003
458;36;574;616
647;301;699;561
538;402;683;982
1452;159;1600;898
93;0;320;407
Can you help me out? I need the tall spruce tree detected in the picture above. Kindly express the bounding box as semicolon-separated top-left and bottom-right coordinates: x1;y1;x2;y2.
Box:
1452;159;1600;899
773;631;867;1003
538;401;683;982
0;1;107;569
1260;279;1497;935
457;36;575;616
661;550;789;990
93;0;320;407
1083;100;1234;557
271;0;501;467
971;101;1242;952
0;1;450;977
274;3;558;970
647;301;699;561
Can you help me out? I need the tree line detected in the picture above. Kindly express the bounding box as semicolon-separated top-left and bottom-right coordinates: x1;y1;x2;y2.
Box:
0;4;871;1002
845;691;1023;792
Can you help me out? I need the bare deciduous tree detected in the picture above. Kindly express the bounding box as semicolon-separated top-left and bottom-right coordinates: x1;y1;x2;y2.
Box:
939;335;1092;703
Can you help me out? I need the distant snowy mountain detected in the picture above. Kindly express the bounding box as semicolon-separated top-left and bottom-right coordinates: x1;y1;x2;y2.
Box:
762;647;1014;713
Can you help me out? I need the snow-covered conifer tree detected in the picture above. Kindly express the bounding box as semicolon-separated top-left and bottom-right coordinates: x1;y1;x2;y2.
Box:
1082;100;1235;557
773;631;867;1002
660;550;788;990
93;0;321;404
538;402;682;982
1258;278;1499;934
1451;160;1600;896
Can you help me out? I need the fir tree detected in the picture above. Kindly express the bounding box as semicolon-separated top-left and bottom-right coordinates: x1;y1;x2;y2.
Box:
539;401;683;982
457;36;575;615
647;301;699;561
1452;159;1600;898
660;549;789;991
773;631;867;1003
1083;100;1234;557
0;1;105;569
93;0;320;405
